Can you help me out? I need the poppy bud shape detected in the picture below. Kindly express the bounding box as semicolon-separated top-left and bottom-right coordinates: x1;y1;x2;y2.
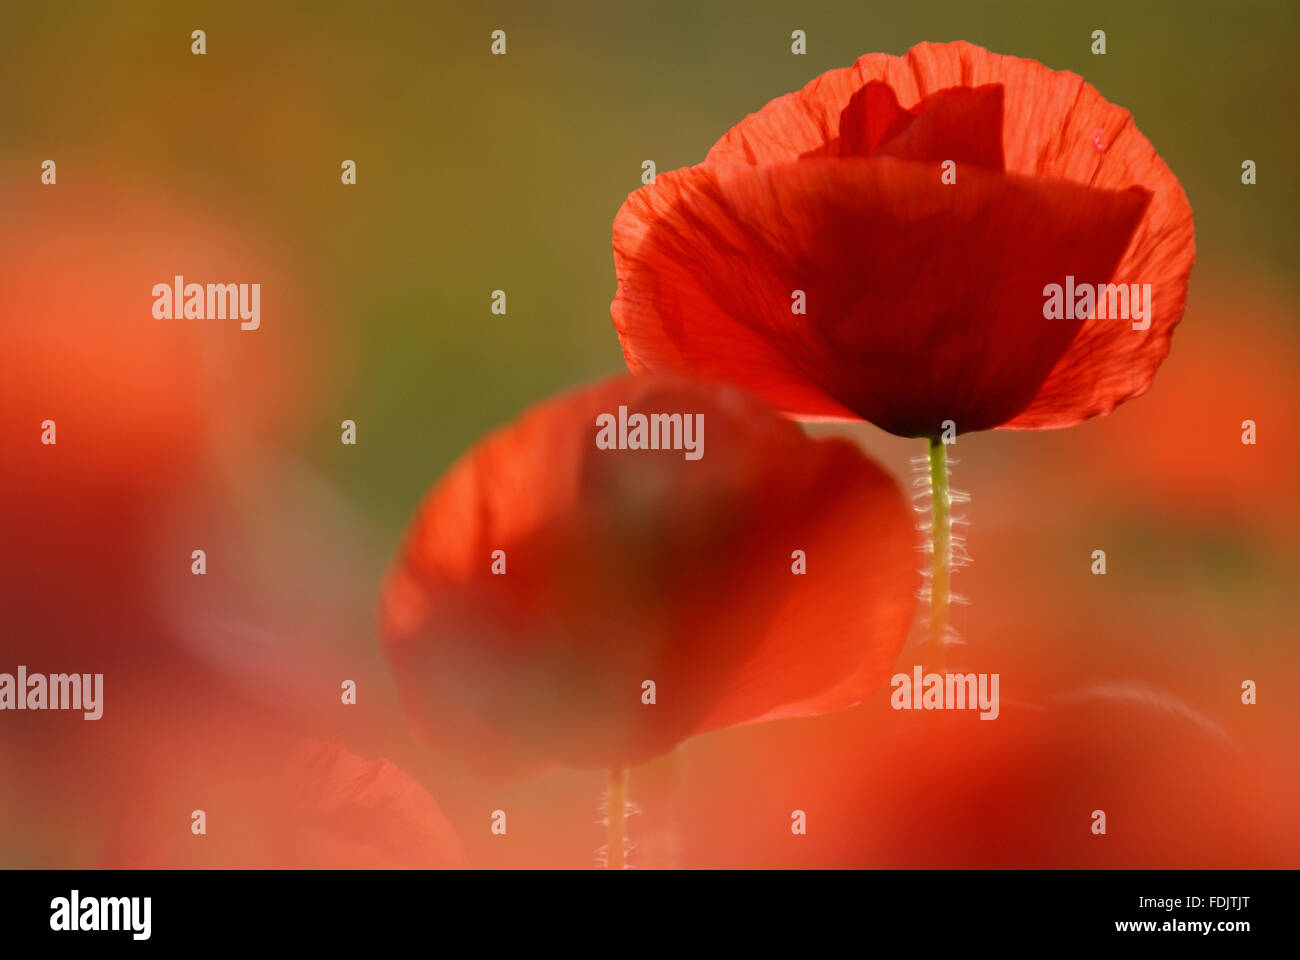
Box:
380;375;916;780
611;41;1196;437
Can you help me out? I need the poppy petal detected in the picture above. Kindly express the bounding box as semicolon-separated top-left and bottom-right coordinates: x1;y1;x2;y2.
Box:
797;80;1004;171
694;436;917;733
380;375;916;778
670;40;1194;430
860;83;1004;170
281;739;469;869
613;157;1150;437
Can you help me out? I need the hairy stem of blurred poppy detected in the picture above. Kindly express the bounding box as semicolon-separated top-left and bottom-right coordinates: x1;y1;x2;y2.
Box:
927;437;950;670
607;766;629;870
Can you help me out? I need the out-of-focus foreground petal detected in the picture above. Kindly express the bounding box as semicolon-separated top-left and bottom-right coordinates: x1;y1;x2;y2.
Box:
380;374;917;779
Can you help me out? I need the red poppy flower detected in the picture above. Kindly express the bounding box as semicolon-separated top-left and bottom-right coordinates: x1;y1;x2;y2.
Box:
669;661;1300;868
1043;279;1298;535
0;174;316;668
267;739;468;869
611;41;1195;437
105;734;468;869
379;374;916;781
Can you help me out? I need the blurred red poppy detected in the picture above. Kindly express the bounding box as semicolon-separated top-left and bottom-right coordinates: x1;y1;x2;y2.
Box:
380;374;917;780
612;40;1195;437
106;734;468;869
666;671;1300;869
1043;279;1299;534
0;175;315;665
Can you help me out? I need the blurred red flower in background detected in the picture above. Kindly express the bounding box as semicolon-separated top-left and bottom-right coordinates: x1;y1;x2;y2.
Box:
1044;278;1300;535
612;40;1195;437
0;174;316;667
0;174;359;868
107;733;467;869
659;651;1300;869
380;374;917;780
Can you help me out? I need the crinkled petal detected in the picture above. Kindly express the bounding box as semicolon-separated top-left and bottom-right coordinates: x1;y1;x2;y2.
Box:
614;157;1150;436
682;40;1194;429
